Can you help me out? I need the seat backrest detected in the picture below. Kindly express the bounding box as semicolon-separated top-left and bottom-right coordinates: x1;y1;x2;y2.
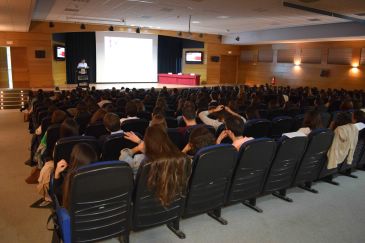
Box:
263;136;308;194
45;124;61;160
243;119;272;138
293;128;334;185
75;113;91;135
84;122;109;138
40;117;51;137
320;112;331;128
270;116;294;138
227;138;277;204
101;133;138;161
165;117;178;128
69;161;133;243
292;114;305;131
121;119;149;136
183;144;237;217
132;161;186;230
340;126;365;171
167;128;186;150
53;136;100;164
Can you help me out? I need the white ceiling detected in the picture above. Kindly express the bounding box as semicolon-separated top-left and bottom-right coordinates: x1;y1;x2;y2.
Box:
0;0;36;31
31;0;365;35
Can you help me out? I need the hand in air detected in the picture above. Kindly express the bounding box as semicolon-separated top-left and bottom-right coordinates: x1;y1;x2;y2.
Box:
124;131;141;144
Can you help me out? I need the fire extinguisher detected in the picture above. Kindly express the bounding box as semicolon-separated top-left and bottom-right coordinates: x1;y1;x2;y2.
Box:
271;76;276;86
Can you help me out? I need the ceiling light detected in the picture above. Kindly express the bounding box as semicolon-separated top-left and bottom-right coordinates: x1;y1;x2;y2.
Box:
217;16;231;19
192;21;200;24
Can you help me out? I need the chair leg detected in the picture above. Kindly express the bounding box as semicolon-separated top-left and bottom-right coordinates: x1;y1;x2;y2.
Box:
242;198;263;213
118;233;129;243
272;189;293;202
322;175;340;186
339;169;358;179
298;182;318;193
167;219;186;239
207;208;228;225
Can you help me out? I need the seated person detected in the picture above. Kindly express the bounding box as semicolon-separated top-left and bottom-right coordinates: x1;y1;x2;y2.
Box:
99;112;123;145
216;115;253;151
150;114;167;131
297;110;323;136
245;106;260;121
54;143;98;209
89;108;107;125
120;125;191;183
199;105;246;131
177;102;198;135
352;110;365;130
327;112;358;169
120;101;139;124
182;126;216;156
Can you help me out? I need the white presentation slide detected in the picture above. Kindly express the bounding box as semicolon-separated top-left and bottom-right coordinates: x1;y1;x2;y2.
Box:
96;32;158;83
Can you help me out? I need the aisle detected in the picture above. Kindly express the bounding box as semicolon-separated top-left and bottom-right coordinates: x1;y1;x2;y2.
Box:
0;110;52;243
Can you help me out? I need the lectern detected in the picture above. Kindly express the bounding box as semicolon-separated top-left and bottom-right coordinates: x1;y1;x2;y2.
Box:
76;67;90;88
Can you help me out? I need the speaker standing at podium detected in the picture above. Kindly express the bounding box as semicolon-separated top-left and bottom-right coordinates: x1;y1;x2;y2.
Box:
76;58;90;86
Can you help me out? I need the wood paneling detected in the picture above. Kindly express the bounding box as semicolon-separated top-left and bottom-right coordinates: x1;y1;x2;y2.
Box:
205;43;240;84
182;48;207;84
220;55;238;84
238;41;365;90
327;48;352;65
0;47;8;88
11;47;29;88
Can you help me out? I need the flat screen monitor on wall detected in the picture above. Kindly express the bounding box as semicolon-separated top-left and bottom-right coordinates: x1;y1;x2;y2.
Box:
54;45;65;61
186;51;203;64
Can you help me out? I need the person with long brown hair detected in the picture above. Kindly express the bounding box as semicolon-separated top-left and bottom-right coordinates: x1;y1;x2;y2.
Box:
121;125;191;207
54;143;98;209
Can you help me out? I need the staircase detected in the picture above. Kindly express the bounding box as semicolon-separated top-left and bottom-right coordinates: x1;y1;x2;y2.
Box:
0;89;29;110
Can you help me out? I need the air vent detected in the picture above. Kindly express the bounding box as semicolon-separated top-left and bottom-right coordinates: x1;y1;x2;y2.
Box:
308;18;321;21
64;8;79;12
160;8;173;12
355;13;365;16
299;0;320;3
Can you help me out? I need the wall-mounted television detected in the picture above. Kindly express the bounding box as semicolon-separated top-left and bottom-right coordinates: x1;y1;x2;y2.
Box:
54;45;65;61
185;51;203;64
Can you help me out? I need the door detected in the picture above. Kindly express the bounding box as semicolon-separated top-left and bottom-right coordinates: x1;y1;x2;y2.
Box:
220;55;238;84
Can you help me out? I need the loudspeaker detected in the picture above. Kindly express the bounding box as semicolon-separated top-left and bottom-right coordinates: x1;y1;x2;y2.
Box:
35;50;46;59
320;69;330;77
211;56;220;62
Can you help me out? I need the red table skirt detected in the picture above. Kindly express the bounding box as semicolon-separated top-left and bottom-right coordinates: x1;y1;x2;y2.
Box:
158;74;200;86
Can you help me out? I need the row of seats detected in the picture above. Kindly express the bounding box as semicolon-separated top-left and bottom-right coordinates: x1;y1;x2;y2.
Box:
51;128;365;243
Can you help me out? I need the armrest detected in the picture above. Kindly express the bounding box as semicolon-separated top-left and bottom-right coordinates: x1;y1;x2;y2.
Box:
56;207;71;243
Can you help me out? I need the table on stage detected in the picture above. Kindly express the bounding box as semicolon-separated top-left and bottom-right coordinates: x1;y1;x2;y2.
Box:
158;74;200;86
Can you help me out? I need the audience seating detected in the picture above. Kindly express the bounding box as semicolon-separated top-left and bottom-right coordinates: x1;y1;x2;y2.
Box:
74;114;91;135
101;133;138;161
270;116;294;138
121;119;149;136
132;162;186;239
53;161;133;243
243;119;271;138
53;136;100;165
84;122;109;138
292;114;305;131
227;138;277;212
165;117;178;128
183;144;237;224
320;112;331;128
167;128;186;150
262;136;308;202
292;129;334;193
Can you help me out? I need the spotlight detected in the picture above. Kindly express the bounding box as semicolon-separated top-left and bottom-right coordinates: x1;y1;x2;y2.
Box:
49;22;54;28
109;26;114;31
178;32;182;37
136;27;141;33
199;33;204;38
235;36;240;42
80;23;86;30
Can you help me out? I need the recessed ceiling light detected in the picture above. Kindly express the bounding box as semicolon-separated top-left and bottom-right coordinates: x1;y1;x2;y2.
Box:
217;16;231;19
192;21;200;24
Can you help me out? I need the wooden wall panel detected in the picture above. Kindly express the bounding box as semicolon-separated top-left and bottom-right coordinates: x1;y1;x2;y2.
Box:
220;55;238;84
182;48;207;84
205;43;240;84
0;47;8;88
11;47;29;88
238;41;365;90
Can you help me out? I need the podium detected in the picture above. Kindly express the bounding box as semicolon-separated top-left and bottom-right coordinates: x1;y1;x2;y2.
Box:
76;68;90;88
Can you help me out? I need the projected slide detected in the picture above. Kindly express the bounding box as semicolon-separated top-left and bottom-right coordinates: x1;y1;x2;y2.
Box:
96;32;158;83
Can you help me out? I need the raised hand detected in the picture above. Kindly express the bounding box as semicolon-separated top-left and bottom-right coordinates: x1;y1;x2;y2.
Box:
55;159;68;179
124;131;142;144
